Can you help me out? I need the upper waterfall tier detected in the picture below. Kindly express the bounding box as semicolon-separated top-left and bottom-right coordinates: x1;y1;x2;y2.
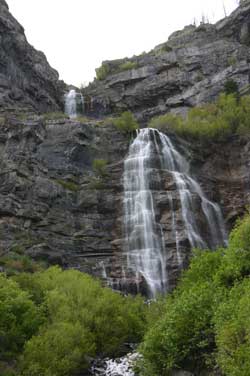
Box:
123;128;227;297
65;89;84;118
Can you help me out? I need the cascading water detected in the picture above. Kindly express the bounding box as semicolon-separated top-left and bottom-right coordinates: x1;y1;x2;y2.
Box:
64;89;84;118
123;128;227;297
124;129;168;297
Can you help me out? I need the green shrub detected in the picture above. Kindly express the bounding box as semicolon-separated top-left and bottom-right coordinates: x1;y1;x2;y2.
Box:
95;63;110;80
21;322;94;376
113;111;139;134
0;274;43;360
149;113;184;133
154;43;173;56
0;253;45;276
56;179;80;192
214;279;250;376
93;159;108;177
119;61;138;71
224;79;239;95
216;213;250;286
18;267;146;374
227;57;237;67
149;93;250;140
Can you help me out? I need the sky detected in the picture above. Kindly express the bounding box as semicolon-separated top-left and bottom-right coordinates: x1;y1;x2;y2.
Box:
7;0;239;87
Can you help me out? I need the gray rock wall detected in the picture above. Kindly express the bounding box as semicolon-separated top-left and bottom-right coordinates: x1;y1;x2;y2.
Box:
0;0;66;113
1;114;250;292
83;1;250;122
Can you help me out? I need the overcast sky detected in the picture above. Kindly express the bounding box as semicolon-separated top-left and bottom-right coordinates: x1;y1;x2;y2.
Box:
7;0;239;87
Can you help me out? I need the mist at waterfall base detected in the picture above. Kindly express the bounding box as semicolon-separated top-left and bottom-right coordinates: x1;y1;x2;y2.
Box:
123;128;227;298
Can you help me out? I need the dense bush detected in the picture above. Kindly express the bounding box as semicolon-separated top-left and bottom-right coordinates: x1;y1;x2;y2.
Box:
113;111;139;134
149;94;250;140
140;214;250;376
214;279;250;376
0;275;43;361
9;267;146;375
21;322;94;376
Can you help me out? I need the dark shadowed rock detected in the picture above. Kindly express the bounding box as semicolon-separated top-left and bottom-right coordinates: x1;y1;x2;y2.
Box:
0;0;66;112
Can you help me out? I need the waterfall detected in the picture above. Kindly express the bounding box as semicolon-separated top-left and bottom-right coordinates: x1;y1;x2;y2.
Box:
123;128;227;297
64;89;84;118
124;129;168;297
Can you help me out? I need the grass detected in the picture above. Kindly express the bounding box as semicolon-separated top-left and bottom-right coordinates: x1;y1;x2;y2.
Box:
43;112;67;121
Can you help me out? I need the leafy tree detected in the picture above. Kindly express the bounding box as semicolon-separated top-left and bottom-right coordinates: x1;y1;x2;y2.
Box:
18;267;146;374
21;322;94;376
0;274;43;360
214;279;250;376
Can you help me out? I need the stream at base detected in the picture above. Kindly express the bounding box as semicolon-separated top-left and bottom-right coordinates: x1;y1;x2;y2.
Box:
90;352;139;376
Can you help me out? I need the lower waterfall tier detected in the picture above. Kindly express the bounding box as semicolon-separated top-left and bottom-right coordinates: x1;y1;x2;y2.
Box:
119;128;228;297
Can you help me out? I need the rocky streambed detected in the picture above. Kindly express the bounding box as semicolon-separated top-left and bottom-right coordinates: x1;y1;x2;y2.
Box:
90;352;140;376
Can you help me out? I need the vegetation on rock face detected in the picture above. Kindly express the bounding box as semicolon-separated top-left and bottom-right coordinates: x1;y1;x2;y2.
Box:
224;79;239;96
93;159;108;177
0;267;146;376
139;213;250;376
113;111;139;134
95;60;139;81
43;112;67;121
95;63;110;81
0;252;46;276
149;93;250;140
56;179;80;192
118;61;138;71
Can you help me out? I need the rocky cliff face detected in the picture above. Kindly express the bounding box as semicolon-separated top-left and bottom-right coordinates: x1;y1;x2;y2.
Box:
1;112;250;292
0;0;66;113
1;1;250;293
83;1;250;122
